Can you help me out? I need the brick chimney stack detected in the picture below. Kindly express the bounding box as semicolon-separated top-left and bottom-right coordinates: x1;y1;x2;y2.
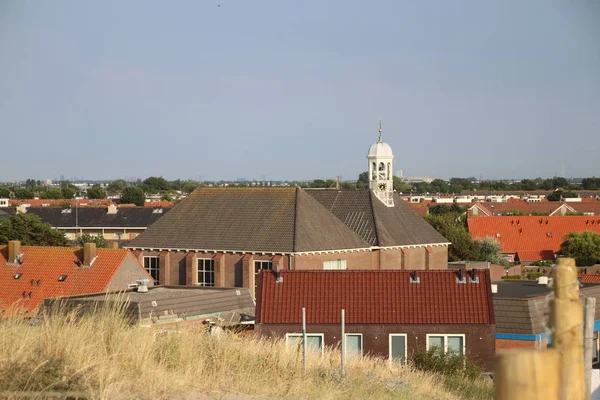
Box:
108;241;119;249
8;240;21;264
83;242;97;267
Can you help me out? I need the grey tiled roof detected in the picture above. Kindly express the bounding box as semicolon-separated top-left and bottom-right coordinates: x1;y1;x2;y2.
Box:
23;207;170;228
129;187;448;252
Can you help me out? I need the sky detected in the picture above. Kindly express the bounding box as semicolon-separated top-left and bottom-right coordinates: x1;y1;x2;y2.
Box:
1;1;599;182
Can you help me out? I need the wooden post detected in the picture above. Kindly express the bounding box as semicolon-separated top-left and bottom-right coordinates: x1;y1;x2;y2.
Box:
552;257;586;400
495;349;560;400
584;297;596;398
341;309;346;378
302;307;307;375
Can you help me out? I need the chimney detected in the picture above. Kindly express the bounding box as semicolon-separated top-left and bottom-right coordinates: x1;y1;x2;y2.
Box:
8;240;21;264
83;242;97;267
538;276;549;285
16;204;28;214
108;241;119;249
107;204;118;214
274;266;283;283
491;284;498;294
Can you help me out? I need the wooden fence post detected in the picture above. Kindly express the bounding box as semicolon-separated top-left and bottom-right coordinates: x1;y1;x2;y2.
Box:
552;257;586;400
495;349;560;400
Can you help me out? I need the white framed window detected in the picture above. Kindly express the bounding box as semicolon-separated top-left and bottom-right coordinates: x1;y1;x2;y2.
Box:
323;260;347;270
389;334;408;364
254;260;273;288
143;256;160;285
197;258;215;287
286;333;324;354
345;333;363;358
426;334;465;356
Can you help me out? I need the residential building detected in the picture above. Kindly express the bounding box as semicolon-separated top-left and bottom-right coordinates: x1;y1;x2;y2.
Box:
14;204;170;242
493;278;600;360
468;216;600;263
127;130;450;296
44;286;255;329
255;269;496;371
0;241;154;314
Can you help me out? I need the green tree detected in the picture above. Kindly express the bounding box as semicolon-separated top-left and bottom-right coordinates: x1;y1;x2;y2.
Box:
183;182;200;194
143;176;170;192
0;186;10;198
107;179;127;194
13;188;34;199
76;233;107;248
474;237;509;266
393;176;412;193
120;186;145;206
1;213;69;246
87;185;107;199
425;213;479;261
560;231;600;266
429;179;450;194
429;204;466;216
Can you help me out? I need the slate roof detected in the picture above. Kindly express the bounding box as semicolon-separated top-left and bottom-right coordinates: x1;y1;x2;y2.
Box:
468;216;600;261
24;207;170;228
256;270;494;325
0;246;152;313
128;188;448;253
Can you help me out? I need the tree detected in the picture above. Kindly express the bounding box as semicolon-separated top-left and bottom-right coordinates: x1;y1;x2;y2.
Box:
429;179;449;194
143;176;170;192
183;182;200;194
87;185;107;199
392;176;412;193
76;233;107;248
425;213;479;261
0;213;69;246
429;204;466;216
120;186;145;206
13;188;34;199
41;188;63;199
0;186;10;198
560;231;600;266
107;179;127;194
474;237;509;266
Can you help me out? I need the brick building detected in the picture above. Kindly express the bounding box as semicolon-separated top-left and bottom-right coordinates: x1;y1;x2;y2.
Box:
0;241;154;314
127;130;449;295
255;269;496;371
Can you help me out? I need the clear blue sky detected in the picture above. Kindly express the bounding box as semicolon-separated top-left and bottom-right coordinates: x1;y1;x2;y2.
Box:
1;0;599;182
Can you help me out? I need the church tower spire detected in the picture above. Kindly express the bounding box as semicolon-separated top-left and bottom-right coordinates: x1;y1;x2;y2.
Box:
367;120;394;207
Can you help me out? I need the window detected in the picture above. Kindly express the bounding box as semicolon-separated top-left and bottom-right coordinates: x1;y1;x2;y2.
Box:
286;333;324;354
427;334;465;356
254;260;272;280
345;334;362;358
389;334;407;364
197;258;215;287
143;256;160;285
323;260;347;270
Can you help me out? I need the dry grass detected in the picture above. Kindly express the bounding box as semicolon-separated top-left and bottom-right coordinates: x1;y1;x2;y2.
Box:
0;302;493;399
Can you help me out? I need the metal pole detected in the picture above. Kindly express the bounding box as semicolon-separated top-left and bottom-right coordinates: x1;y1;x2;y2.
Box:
584;297;596;398
302;307;307;374
341;309;346;378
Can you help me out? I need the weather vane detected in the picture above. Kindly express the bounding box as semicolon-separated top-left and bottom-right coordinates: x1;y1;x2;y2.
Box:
378;119;383;141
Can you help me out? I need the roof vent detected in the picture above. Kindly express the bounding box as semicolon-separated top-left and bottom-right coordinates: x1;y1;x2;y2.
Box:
538;276;549;285
547;232;552;237
152;208;163;214
107;204;118;215
491;284;498;294
13;273;22;280
58;275;67;282
469;268;479;283
136;279;151;293
274;266;283;283
61;208;72;214
456;269;466;283
496;233;501;238
409;270;420;284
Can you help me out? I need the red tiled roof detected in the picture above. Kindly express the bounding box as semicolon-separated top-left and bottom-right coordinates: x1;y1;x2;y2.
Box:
0;246;148;313
468;216;600;260
578;274;600;283
256;270;494;325
570;203;600;215
482;202;564;216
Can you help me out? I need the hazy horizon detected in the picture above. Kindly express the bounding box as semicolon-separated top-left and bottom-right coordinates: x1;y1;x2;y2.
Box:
1;1;599;182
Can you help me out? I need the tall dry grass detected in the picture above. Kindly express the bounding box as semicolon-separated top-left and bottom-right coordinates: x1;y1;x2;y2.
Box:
0;301;493;399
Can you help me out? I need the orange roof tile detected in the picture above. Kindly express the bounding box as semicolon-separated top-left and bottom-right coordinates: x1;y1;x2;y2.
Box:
578;274;600;284
468;216;600;260
0;246;150;313
256;270;494;325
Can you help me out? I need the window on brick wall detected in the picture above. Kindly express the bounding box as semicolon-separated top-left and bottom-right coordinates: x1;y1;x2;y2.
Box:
197;258;215;287
143;256;160;285
427;334;465;356
254;260;272;289
323;260;347;270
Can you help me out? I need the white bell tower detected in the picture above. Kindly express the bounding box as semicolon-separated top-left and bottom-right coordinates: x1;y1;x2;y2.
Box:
367;121;394;207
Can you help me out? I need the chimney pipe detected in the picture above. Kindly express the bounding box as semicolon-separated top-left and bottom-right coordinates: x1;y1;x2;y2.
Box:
274;266;283;283
8;240;21;264
83;242;97;267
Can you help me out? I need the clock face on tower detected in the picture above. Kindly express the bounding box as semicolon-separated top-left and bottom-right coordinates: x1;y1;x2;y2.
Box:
378;182;387;192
